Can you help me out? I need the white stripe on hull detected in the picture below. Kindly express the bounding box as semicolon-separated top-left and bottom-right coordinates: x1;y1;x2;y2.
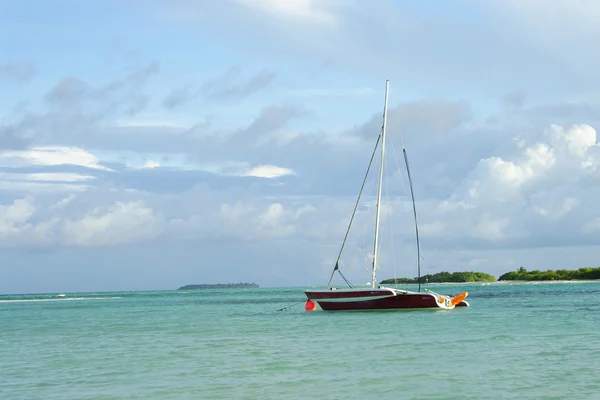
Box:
312;295;398;303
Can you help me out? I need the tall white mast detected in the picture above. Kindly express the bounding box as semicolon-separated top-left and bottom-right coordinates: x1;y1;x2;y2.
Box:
371;79;390;288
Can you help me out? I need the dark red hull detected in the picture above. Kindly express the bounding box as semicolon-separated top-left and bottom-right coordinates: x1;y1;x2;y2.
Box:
304;288;468;311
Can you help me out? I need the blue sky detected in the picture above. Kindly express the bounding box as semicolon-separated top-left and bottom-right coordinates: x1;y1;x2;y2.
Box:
2;0;600;294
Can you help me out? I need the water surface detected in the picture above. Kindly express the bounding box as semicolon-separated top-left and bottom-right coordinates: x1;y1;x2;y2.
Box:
2;282;599;399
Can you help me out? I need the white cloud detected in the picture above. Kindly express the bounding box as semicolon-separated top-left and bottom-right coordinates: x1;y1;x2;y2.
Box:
97;151;190;171
0;185;326;250
0;146;112;171
0;198;35;236
426;123;600;248
0;172;95;182
142;160;160;169
242;165;294;178
258;203;295;236
220;201;255;223
50;194;77;210
472;214;509;241
201;161;295;178
233;0;336;24
420;221;445;237
548;123;596;158
61;200;163;246
481;143;554;186
533;196;579;220
1;119;600;288
455;124;597;209
0;162;97;193
0;195;164;249
582;217;600;234
0;181;89;193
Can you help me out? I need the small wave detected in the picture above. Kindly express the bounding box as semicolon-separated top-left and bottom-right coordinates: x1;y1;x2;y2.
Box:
0;297;121;303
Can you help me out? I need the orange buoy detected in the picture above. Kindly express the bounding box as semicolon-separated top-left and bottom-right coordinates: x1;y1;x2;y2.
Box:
451;292;468;306
305;300;317;311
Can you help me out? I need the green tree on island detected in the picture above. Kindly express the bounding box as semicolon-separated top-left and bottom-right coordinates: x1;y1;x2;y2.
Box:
381;271;496;284
498;267;600;281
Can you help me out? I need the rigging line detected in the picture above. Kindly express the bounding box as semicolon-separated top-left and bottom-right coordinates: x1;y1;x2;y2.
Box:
397;116;406;152
388;133;409;290
402;148;422;292
384;145;398;286
389;134;408;198
327;134;382;288
338;270;353;287
358;178;374;274
276;301;304;312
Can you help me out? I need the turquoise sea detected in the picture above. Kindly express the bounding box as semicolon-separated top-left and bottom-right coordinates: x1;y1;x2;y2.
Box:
2;282;600;399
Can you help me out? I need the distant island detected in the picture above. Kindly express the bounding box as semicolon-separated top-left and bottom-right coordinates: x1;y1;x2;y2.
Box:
381;271;496;284
178;283;259;290
498;267;600;281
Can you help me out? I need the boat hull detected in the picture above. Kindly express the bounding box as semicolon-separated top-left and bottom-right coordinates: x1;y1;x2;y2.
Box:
304;288;468;311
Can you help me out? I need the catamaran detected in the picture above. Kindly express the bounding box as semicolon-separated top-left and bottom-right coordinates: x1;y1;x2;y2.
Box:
304;80;469;311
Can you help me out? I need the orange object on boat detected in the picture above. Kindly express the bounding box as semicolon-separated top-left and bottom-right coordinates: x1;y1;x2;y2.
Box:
451;292;468;306
305;300;317;311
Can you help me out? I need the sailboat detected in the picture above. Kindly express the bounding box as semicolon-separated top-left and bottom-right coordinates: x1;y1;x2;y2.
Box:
304;80;469;311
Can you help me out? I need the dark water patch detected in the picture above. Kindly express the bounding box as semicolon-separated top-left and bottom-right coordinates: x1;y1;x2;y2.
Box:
187;296;306;305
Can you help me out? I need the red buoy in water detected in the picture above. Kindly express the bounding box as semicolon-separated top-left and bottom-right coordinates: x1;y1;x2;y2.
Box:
305;300;316;311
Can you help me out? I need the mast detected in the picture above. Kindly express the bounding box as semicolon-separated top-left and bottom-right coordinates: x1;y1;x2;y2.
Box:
371;79;390;288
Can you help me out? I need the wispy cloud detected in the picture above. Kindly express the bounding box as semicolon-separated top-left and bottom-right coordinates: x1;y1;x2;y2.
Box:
45;60;160;116
0;61;162;152
0;61;36;83
161;67;276;109
200;67;276;103
503;89;527;109
162;85;195;109
287;86;376;98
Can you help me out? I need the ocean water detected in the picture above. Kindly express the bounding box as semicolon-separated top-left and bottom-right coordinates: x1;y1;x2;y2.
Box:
2;282;600;400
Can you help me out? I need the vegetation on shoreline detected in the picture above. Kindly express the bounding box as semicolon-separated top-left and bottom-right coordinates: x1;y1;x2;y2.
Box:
178;283;259;290
498;267;600;281
380;266;600;284
380;271;496;284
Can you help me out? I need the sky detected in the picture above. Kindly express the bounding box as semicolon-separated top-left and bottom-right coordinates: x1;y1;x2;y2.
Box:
2;0;600;294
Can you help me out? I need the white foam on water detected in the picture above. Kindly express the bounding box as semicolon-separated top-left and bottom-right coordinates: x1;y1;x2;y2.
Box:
0;297;122;303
